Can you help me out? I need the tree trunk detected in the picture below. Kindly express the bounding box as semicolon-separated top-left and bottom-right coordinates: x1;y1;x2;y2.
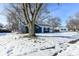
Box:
28;22;36;37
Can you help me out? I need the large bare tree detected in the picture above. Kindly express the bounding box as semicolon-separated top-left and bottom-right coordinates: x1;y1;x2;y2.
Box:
22;3;43;37
22;3;61;36
5;3;60;37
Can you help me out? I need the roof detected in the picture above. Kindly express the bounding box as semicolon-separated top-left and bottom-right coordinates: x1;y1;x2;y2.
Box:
37;24;52;27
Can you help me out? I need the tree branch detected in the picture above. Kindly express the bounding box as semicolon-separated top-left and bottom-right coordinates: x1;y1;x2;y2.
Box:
22;3;29;23
28;3;33;16
25;3;31;22
32;3;43;22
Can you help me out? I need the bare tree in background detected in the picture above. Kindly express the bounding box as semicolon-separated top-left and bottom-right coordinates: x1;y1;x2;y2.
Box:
7;10;19;32
75;12;79;31
0;23;3;28
67;18;76;31
66;15;79;31
5;4;25;32
4;4;18;32
48;17;61;30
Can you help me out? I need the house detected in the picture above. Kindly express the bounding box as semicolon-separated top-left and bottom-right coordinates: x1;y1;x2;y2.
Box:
59;26;68;32
19;21;68;33
18;21;54;33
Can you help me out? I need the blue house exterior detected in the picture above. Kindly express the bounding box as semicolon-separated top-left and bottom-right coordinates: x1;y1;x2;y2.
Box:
18;21;53;33
35;24;53;33
35;24;42;33
37;24;53;33
18;21;68;33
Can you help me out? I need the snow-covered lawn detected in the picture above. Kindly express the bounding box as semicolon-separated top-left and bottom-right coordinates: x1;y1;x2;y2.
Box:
57;41;79;56
0;32;79;56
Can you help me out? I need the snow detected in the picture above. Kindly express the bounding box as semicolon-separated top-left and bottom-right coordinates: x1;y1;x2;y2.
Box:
36;32;78;37
0;32;79;56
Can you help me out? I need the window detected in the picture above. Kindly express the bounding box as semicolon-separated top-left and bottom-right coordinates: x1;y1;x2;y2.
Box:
44;27;49;33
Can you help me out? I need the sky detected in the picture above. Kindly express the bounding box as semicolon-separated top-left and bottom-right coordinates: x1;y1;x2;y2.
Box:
0;4;8;26
48;3;79;26
0;3;79;26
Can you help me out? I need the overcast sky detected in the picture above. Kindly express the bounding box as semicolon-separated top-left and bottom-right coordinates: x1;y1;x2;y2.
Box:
0;3;79;26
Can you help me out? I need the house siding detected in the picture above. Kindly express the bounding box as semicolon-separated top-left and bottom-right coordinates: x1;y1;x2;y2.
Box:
35;25;42;33
44;27;50;33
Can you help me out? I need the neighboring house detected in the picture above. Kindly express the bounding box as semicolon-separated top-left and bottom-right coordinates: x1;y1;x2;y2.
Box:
54;26;68;32
59;26;68;32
